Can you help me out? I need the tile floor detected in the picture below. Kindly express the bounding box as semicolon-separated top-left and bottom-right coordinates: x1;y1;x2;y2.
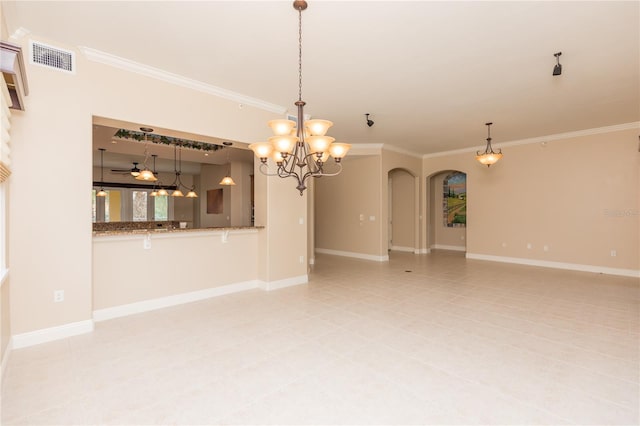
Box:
2;251;639;425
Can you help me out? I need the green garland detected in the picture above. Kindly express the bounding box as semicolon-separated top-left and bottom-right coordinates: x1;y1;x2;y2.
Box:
114;129;224;152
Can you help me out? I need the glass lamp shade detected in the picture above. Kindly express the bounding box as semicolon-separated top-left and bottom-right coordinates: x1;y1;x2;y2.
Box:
268;119;296;136
306;135;335;154
269;135;298;154
150;190;158;197
185;190;198;198
476;152;503;166
305;119;333;136
272;151;285;164
249;142;274;160
157;188;169;196
135;169;157;181
317;151;330;162
329;143;351;159
219;176;236;186
172;189;184;197
96;188;107;197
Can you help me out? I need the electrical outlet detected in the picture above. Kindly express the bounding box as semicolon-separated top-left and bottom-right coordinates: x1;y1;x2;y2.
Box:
526;243;532;249
299;255;304;264
143;236;151;250
54;290;64;303
543;245;549;252
610;250;617;257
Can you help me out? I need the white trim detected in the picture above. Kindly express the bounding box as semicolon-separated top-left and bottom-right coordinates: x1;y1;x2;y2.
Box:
1;337;12;380
431;244;466;252
258;275;308;291
348;144;383;156
390;245;416;253
309;257;315;265
382;144;423;159
0;268;8;288
12;320;94;349
465;253;640;278
423;122;640;159
78;46;286;115
9;27;30;41
93;280;260;322
315;248;389;262
417;248;431;254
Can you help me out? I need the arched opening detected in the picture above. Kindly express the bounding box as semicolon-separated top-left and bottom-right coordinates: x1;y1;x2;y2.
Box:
388;168;418;253
427;170;467;253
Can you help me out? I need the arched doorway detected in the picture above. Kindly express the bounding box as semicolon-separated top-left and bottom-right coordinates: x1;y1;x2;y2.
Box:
388;168;418;253
427;170;467;253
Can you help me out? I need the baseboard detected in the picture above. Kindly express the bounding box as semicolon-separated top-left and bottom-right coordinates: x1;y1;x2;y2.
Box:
431;244;466;252
1;337;12;380
315;248;389;262
417;248;431;254
258;274;308;291
465;253;640;278
12;319;94;349
93;280;260;322
390;246;416;253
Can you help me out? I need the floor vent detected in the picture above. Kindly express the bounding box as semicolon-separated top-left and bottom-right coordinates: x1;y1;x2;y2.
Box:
30;41;75;73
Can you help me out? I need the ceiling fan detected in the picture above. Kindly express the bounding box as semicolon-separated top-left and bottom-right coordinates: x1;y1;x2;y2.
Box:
110;162;141;176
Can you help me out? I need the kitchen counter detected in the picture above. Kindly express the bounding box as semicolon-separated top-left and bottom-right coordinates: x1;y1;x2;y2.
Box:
93;226;264;237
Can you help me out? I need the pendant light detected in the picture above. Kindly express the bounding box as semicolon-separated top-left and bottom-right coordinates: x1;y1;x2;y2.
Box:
219;143;236;186
170;143;197;198
96;148;107;197
476;122;503;167
135;127;158;182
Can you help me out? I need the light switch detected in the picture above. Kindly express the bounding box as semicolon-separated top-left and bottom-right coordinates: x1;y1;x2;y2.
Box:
369;216;376;221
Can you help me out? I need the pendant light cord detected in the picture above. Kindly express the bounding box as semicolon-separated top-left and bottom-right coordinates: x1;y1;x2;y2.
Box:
298;6;303;102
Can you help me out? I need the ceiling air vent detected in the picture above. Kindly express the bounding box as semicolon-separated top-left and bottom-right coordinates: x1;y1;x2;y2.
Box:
30;41;75;73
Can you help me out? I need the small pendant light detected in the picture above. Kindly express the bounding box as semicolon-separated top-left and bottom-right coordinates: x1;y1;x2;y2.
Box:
96;148;107;197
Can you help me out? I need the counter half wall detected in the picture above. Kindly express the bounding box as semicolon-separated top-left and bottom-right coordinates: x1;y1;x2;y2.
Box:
92;227;267;321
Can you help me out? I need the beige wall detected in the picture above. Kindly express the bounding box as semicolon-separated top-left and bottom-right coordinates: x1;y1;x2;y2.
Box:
430;171;466;250
314;155;382;257
389;168;415;250
230;161;253;227
1;276;10;366
8;34;301;336
93;231;259;309
424;127;639;272
199;164;230;228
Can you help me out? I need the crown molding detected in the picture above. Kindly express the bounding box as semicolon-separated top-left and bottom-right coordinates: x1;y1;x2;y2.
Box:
423;121;640;159
78;46;287;115
382;144;423;159
9;27;30;41
349;143;383;156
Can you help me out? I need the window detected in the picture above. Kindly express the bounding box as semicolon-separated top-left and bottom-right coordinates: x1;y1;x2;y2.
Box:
154;195;168;221
132;191;147;221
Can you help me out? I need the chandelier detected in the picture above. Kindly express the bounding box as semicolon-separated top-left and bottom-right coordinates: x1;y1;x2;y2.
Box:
476;122;503;167
249;0;350;195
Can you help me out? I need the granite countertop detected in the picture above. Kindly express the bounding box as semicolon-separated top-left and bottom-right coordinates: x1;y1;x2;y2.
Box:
93;226;264;237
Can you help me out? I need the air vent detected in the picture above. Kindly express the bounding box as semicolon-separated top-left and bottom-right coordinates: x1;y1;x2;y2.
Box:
30;41;75;73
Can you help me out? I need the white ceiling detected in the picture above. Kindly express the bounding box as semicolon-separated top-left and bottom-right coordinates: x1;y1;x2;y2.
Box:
3;1;639;155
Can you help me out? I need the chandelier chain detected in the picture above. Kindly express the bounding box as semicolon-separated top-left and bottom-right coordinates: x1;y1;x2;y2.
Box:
298;7;303;102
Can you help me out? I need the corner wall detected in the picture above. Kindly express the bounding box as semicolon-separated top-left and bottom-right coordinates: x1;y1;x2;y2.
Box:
424;126;639;275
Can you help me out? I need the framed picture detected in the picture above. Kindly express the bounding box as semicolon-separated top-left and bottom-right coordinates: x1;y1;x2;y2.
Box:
207;188;223;214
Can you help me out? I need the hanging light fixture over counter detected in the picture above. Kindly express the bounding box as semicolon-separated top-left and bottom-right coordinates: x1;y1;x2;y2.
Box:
249;0;350;195
476;122;503;167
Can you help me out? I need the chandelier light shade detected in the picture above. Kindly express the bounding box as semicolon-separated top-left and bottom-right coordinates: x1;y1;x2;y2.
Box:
168;143;197;198
135;127;158;182
476;122;503;167
96;148;107;197
249;0;350;195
